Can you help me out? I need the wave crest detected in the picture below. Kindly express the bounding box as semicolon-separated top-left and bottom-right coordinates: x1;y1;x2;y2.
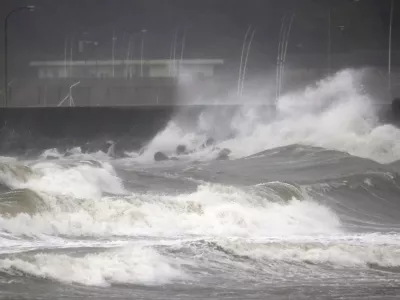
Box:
0;246;185;286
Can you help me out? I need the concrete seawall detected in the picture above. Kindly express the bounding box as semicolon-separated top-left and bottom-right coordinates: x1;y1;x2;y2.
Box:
0;106;173;138
0;106;176;155
0;105;258;156
11;78;178;107
0;103;397;156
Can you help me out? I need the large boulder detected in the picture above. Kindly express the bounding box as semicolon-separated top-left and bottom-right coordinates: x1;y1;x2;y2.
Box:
216;148;231;160
392;98;400;119
176;144;188;155
203;137;215;148
154;151;169;161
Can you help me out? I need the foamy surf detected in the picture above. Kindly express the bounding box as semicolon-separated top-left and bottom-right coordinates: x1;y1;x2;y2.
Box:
0;180;342;238
214;237;400;269
3;160;126;200
1;69;400;299
131;70;400;165
0;246;185;286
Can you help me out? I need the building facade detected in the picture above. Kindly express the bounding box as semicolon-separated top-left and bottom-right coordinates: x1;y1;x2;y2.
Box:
9;59;223;107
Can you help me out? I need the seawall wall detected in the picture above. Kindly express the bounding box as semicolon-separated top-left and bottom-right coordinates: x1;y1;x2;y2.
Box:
0;103;397;156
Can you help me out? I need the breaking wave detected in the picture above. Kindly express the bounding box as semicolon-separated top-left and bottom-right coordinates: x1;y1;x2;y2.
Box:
1;69;400;291
0;246;185;286
135;69;400;164
0;160;342;237
212;237;400;269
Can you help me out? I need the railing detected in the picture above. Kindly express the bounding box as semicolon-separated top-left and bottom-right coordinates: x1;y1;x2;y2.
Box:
57;81;80;107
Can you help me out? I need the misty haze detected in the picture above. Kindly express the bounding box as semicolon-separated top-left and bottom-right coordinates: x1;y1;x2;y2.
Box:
1;1;400;299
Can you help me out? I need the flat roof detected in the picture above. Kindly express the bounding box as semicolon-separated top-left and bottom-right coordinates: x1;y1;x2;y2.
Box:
30;59;224;67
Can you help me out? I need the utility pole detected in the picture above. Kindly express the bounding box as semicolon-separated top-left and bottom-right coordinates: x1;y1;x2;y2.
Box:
112;32;117;78
140;29;147;77
388;0;394;93
328;9;331;76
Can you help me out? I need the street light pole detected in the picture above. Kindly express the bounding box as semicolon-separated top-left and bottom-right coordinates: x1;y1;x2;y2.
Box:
140;29;147;77
388;0;394;93
328;9;331;76
112;32;117;78
126;32;141;78
4;5;35;107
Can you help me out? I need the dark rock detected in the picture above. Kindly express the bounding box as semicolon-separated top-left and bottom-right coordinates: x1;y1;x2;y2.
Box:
203;137;215;148
392;98;400;118
216;148;231;160
154;151;169;161
45;155;59;160
176;144;187;155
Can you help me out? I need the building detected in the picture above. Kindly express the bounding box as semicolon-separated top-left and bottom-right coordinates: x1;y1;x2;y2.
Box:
10;59;224;107
30;59;223;80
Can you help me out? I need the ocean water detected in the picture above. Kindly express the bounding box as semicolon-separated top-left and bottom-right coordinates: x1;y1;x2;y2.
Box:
1;70;400;299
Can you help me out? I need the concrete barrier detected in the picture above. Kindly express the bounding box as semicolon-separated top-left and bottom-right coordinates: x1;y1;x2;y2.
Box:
0;103;397;157
0;105;260;156
0;106;176;156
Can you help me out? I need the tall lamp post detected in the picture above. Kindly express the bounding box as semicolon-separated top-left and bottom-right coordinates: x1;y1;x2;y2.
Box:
140;29;147;77
327;9;331;76
112;32;117;78
388;0;394;93
125;31;142;78
4;5;35;107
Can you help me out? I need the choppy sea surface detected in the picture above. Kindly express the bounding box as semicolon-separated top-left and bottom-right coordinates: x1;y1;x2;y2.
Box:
1;70;400;299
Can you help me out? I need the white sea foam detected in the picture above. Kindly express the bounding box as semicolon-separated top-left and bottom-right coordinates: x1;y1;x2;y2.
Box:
1;69;400;290
0;181;342;238
40;148;64;160
4;160;125;199
136;69;400;164
217;237;400;268
0;246;185;286
132;122;210;163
